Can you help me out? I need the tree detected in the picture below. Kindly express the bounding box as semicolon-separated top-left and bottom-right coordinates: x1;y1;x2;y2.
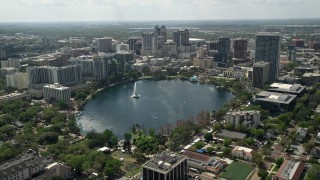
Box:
275;157;284;167
223;147;232;156
252;152;264;166
244;138;255;146
204;133;213;142
306;164;320;180
303;140;315;154
206;146;214;154
0;125;15;140
251;128;265;139
132;151;147;164
258;169;268;179
149;128;155;137
223;139;232;147
57;100;68;110
123;133;132;152
213;122;222;131
194;141;205;149
39;132;59;145
170;126;192;150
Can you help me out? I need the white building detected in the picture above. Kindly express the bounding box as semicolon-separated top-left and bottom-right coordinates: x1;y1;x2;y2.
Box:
27;65;82;89
1;59;21;69
225;110;260;129
231;146;254;161
6;73;29;89
116;43;129;52
43;83;71;102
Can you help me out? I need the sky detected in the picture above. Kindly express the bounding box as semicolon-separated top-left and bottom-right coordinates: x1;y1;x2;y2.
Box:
0;0;319;22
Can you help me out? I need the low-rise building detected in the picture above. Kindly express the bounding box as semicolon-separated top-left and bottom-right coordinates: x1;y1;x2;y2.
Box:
254;91;297;111
274;160;305;180
295;127;308;143
0;150;54;180
268;83;306;95
142;150;188;180
0;92;28;103
225;110;260;129
301;73;320;85
216;129;247;140
43;83;71;102
34;163;73;180
183;150;214;171
231;146;254;161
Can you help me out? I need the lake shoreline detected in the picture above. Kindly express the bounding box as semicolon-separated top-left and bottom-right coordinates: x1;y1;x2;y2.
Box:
75;78;235;137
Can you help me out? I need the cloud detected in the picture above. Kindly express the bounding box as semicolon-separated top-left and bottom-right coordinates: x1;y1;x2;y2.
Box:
0;0;319;22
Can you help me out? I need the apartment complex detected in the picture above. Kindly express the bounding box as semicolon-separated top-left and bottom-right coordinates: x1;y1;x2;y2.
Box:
6;73;29;89
225;110;261;129
43;83;71;102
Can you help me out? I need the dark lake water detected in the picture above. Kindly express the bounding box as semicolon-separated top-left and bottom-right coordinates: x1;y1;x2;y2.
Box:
76;79;234;137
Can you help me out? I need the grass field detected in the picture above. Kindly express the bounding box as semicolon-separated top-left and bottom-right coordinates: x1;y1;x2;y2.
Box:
220;161;254;180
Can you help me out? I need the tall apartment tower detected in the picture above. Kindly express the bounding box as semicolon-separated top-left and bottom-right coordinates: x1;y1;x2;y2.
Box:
99;37;113;53
43;83;71;102
172;29;189;47
287;45;296;61
255;33;281;82
233;39;248;59
1;59;21;69
27;65;82;89
252;61;270;88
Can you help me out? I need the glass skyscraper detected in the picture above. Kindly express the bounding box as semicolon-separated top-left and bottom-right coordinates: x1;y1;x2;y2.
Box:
255;33;281;82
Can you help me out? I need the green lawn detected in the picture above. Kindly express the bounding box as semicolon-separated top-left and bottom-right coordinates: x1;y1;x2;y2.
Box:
220;161;254;180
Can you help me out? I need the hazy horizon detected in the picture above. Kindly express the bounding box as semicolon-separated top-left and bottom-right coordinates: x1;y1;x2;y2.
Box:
0;0;319;22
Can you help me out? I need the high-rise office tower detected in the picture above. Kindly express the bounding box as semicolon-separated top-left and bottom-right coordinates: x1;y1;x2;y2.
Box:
255;33;281;82
99;37;112;53
142;150;188;180
128;37;139;51
215;37;231;67
287;45;296;61
42;37;55;48
233;39;248;59
206;41;219;50
142;32;157;53
252;61;270;88
154;25;168;42
172;29;189;47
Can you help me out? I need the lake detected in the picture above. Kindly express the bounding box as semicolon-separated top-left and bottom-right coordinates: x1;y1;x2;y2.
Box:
76;79;234;137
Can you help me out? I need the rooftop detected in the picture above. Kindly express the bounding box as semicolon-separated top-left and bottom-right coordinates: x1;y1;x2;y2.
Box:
233;146;253;153
217;129;247;140
226;110;260;116
276;160;305;180
255;91;297;104
268;83;306;94
183;150;215;165
143;150;187;174
44;83;69;90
